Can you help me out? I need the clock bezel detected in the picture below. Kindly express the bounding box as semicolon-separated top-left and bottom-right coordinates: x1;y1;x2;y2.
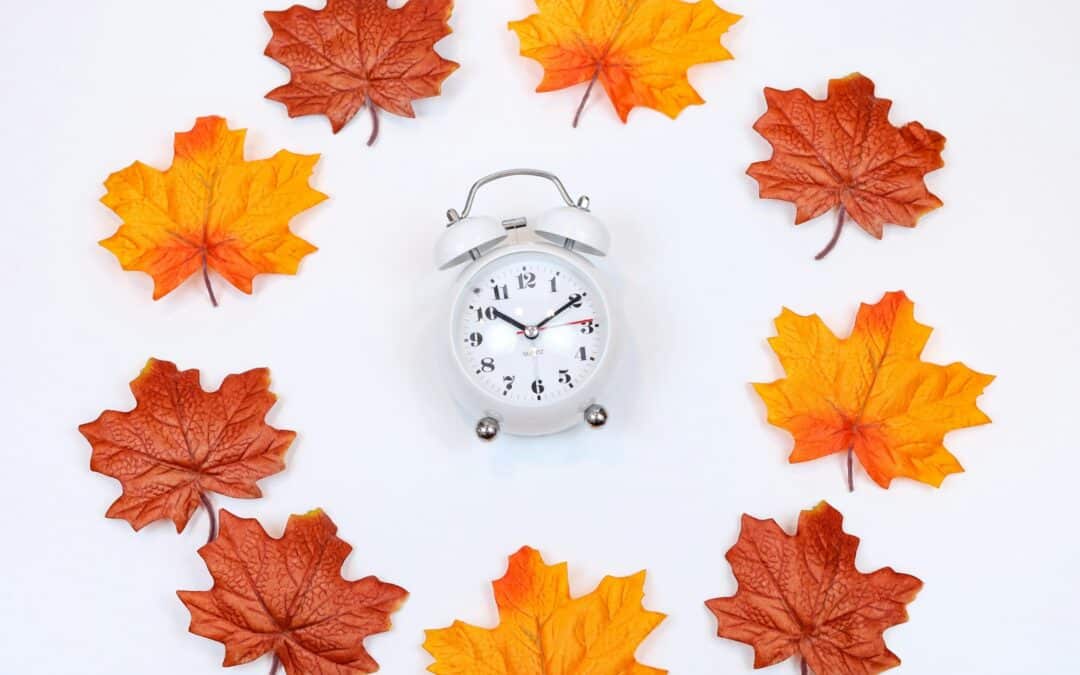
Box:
445;241;617;436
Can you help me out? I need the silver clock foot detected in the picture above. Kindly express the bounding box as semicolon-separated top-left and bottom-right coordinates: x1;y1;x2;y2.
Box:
584;404;608;427
476;416;500;440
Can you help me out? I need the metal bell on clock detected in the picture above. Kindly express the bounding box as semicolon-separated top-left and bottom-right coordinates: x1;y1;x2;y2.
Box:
433;214;508;271
533;205;610;257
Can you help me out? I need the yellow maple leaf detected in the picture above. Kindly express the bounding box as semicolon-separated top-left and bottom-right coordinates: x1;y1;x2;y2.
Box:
509;0;741;126
754;291;994;489
423;546;666;674
100;116;326;305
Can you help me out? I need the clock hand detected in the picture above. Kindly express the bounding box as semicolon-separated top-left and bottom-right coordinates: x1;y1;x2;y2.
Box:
535;294;582;329
517;317;593;334
491;308;528;332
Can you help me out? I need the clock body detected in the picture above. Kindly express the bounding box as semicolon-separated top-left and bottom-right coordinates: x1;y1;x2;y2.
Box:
446;242;616;436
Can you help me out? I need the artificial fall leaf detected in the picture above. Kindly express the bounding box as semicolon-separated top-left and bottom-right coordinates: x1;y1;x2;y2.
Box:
509;0;740;127
179;509;407;674
100;116;326;306
423;546;666;674
706;502;923;675
747;73;946;259
754;291;994;490
264;0;459;145
79;359;295;537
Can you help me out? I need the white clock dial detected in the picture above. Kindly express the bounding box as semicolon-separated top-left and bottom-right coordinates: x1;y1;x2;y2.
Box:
452;251;608;406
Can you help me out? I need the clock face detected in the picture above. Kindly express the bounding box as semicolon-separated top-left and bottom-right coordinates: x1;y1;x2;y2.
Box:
452;251;609;406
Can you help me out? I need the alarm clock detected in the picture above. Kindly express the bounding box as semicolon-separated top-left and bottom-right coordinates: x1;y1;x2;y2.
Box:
435;169;616;439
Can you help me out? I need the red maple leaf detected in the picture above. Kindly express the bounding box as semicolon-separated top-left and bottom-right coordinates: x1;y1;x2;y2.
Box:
706;502;922;675
179;509;407;674
264;0;459;145
79;359;294;539
748;73;945;259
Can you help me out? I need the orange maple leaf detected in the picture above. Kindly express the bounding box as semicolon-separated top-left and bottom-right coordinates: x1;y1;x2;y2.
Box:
706;502;923;675
509;0;740;127
748;73;946;259
264;0;459;145
178;509;407;675
79;359;295;538
423;546;666;674
754;291;994;490
100;116;326;305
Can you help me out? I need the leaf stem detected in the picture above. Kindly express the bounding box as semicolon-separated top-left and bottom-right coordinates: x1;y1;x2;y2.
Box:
200;249;218;307
801;658;809;675
814;205;846;260
847;448;854;493
366;98;380;146
269;654;281;675
199;491;218;545
573;66;602;128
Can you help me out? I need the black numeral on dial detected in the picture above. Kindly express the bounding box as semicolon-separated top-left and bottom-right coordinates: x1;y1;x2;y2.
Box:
477;357;495;374
471;305;497;321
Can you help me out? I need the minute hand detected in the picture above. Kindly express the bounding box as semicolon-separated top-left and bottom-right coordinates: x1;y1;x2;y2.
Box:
535;294;582;329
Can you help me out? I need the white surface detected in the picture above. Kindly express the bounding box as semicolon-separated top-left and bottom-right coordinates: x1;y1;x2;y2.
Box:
1;0;1077;673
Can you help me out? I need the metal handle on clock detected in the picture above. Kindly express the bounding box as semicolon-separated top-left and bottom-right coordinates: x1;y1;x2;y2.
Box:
446;169;591;225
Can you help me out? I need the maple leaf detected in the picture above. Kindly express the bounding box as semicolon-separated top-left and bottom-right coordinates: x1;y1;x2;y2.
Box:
264;0;459;145
79;359;295;540
706;502;923;675
100;116;326;306
178;509;407;675
747;73;946;259
509;0;740;127
423;546;666;674
754;291;994;490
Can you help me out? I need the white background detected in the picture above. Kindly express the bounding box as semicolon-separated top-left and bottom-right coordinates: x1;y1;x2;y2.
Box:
1;0;1077;673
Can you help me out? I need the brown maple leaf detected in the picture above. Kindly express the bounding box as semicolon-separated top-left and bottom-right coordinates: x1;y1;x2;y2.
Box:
79;359;294;541
179;509;407;674
747;73;946;259
706;502;922;675
264;0;459;145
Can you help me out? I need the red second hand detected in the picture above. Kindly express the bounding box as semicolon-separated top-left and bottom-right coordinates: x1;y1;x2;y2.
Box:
517;318;594;334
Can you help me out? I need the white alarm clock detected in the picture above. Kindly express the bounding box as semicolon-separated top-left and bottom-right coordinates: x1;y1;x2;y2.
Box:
436;169;616;439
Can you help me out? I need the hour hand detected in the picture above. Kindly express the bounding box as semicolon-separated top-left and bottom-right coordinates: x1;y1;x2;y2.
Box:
491;308;528;331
